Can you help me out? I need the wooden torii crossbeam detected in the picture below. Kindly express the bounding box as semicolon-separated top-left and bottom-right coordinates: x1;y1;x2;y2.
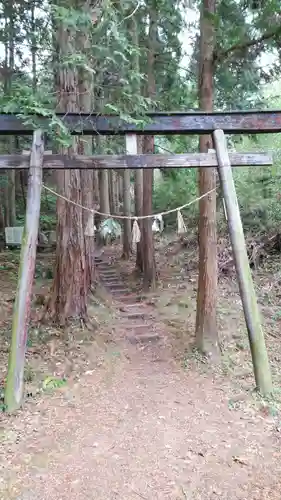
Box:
2;110;277;411
1;110;281;134
0;151;273;169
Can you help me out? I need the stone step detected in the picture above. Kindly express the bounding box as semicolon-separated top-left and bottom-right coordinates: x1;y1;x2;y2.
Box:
119;303;146;310
128;322;154;330
102;277;121;283
100;276;118;281
100;281;120;286
108;287;131;298
106;282;127;288
115;295;142;302
101;276;121;280
124;312;149;320
105;284;127;289
99;272;119;278
109;283;128;289
127;332;161;344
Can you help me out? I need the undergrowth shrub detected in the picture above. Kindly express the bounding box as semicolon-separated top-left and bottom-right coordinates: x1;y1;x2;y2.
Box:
153;133;281;236
153;168;198;229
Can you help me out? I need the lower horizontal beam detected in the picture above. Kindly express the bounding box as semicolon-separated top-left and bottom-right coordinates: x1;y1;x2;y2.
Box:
0;152;272;170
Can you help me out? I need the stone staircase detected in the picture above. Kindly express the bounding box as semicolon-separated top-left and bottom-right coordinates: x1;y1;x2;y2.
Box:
94;255;163;345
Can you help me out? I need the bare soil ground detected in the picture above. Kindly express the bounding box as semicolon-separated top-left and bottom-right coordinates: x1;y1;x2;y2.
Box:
1;238;281;500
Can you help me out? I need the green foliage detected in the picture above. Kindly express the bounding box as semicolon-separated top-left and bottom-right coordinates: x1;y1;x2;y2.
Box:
0;0;153;145
0;0;281;240
40;214;56;231
42;376;66;391
189;0;280;109
99;218;122;239
0;380;6;412
234;131;281;233
153;168;198;227
154;93;281;236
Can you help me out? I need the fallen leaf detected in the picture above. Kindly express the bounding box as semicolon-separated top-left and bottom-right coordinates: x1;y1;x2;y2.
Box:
232;456;248;466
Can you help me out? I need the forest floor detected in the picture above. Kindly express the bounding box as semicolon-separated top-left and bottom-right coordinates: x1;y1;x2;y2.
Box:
1;235;281;499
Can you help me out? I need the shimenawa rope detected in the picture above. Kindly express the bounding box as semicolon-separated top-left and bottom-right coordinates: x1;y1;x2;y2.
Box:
43;183;217;243
43;184;217;221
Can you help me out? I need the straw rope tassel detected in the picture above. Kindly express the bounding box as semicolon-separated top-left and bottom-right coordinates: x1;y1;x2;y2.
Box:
132;218;141;243
177;210;186;235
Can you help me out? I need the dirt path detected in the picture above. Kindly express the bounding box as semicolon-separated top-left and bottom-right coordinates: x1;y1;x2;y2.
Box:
1;340;280;500
1;249;281;500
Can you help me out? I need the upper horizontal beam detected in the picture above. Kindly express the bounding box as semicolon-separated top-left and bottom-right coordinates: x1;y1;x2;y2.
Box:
0;152;272;169
0;110;281;135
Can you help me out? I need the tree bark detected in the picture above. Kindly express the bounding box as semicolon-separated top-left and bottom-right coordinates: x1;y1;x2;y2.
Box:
110;170;119;214
8;3;16;226
93;168;100;204
118;173;123;204
134;140;143;271
3;4;16;227
122;166;132;259
109;169;119;215
0;202;5;231
142;4;157;290
142;138;156;289
3;173;10;226
77;12;95;286
109;169;113;214
8;167;16;226
130;15;143;272
48;15;91;324
195;0;220;359
99;169;110;217
30;0;37;91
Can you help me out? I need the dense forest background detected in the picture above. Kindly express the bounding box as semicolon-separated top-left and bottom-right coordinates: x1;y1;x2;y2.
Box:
2;3;281;491
0;0;280;231
0;0;281;342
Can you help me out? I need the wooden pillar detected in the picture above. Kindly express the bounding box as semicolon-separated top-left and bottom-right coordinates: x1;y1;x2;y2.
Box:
122;135;134;258
135;137;143;271
213;129;272;395
5;130;44;412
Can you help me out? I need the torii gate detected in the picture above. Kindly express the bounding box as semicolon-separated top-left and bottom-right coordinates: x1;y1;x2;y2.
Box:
1;109;280;411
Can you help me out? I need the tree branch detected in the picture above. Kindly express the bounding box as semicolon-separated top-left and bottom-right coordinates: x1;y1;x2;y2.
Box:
214;25;281;63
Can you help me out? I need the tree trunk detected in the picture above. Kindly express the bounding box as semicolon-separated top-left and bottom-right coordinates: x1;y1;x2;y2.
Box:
130;15;143;272
0;203;5;231
142;4;157;290
81;162;95;286
8;168;16;226
109;170;113;214
3;5;16;227
8;3;16;226
99;169;110;217
134;144;143;271
48;16;91;324
30;1;37;91
3;173;10;226
142;137;156;290
93;168;100;204
122;166;131;259
77;12;95;286
109;169;119;215
195;0;220;359
111;170;119;214
118;173;123;204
